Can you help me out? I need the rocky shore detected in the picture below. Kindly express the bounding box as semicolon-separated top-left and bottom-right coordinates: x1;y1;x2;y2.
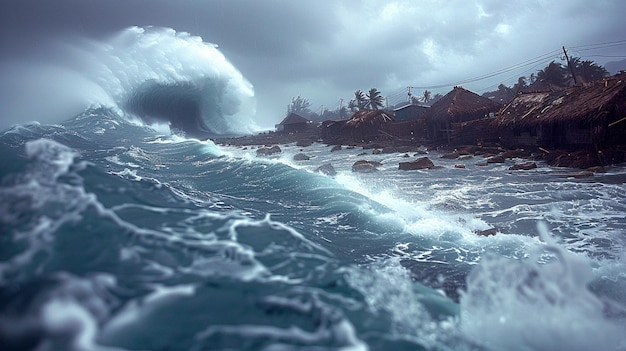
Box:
213;129;625;175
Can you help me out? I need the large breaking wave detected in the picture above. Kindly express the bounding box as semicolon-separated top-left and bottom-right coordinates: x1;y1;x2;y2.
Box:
0;26;257;137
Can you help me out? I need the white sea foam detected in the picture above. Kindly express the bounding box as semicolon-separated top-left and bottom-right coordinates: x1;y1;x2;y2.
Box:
0;26;258;134
460;224;625;351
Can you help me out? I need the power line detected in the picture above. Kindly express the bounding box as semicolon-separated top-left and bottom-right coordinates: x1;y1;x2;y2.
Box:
407;39;625;92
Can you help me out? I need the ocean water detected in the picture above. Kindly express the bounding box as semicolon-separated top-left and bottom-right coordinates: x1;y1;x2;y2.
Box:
1;27;626;351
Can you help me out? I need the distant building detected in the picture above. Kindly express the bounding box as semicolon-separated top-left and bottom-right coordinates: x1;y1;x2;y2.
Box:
424;86;501;142
393;104;429;121
275;113;310;133
492;76;626;150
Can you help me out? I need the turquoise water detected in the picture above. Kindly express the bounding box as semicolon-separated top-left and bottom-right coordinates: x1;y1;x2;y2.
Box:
1;26;625;351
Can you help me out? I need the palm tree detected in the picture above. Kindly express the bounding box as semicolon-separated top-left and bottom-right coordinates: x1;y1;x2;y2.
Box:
574;59;609;82
513;76;527;93
422;90;432;104
348;99;359;113
354;90;367;110
537;61;568;86
366;88;384;110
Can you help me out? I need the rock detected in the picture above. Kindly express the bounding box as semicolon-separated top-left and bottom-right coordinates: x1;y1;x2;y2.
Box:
458;155;473;160
352;160;381;173
586;166;606;173
381;146;396;154
256;145;282;157
501;148;530;159
562;171;595;179
475;228;497;237
316;163;337;176
372;149;382;155
403;153;410;158
357;152;369;156
293;153;310;161
296;140;314;147
441;152;460;159
486;155;506;163
475;162;488;167
414;150;428;155
509;162;537;170
399;157;435;170
330;145;342;152
454;164;466;169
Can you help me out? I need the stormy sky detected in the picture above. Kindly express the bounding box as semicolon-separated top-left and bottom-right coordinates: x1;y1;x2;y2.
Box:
1;0;625;130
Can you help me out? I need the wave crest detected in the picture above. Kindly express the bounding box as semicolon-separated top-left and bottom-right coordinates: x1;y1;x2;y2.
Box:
1;26;258;136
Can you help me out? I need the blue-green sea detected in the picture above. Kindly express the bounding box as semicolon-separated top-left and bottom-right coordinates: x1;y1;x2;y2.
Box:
1;27;625;351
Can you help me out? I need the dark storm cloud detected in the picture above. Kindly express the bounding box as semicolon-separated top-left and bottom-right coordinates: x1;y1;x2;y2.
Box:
1;0;625;129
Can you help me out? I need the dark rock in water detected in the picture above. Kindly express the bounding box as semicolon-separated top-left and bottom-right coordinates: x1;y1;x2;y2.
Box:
357;152;369;156
293;153;310;161
381;146;396;154
586;166;606;173
296;140;314;147
475;228;497;236
454;164;466;169
486;155;505;163
403;153;410;158
316;163;337;176
562;171;595;179
509;162;537;170
441;152;460;159
352;160;381;173
414;150;428;155
256;145;282;157
458;155;473;160
399;157;435;170
330;145;342;152
372;149;382;154
501;148;530;159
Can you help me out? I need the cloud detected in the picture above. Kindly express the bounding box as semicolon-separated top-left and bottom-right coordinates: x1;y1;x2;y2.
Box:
1;0;625;130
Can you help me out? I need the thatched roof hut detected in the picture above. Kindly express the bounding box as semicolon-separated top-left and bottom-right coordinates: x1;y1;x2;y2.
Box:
343;110;395;142
424;86;501;142
492;75;626;148
494;76;626;128
276;113;310;133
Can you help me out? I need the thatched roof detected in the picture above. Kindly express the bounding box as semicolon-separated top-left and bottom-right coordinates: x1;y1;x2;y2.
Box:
493;75;626;127
424;86;501;123
344;110;395;128
279;113;309;125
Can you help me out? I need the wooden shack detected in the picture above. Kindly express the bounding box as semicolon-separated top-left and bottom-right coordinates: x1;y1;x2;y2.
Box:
492;75;626;150
275;113;310;133
393;104;429;121
343;110;395;143
424;86;501;143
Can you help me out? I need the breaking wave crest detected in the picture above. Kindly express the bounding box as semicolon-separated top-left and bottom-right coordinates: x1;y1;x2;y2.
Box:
0;26;257;136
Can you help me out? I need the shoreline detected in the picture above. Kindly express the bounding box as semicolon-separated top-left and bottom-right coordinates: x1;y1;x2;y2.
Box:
212;130;626;174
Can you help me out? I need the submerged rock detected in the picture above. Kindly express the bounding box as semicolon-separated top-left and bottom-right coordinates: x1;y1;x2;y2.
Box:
256;145;282;157
399;157;435;170
330;145;343;152
475;228;497;236
486;155;505;163
509;162;537;170
316;163;337;176
352;160;381;173
293;153;310;161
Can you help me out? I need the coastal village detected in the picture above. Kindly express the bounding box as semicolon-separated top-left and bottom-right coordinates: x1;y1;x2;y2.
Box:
217;66;626;175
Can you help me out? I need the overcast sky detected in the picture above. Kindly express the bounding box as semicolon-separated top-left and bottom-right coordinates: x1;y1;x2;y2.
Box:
1;0;626;130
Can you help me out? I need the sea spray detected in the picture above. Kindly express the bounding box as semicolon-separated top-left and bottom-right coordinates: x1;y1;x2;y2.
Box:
460;222;624;351
0;26;257;135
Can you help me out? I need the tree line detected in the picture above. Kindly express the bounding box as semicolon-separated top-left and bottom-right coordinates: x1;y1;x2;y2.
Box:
287;57;610;121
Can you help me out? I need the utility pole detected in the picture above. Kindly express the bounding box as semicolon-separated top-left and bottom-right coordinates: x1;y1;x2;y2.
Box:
562;46;578;85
